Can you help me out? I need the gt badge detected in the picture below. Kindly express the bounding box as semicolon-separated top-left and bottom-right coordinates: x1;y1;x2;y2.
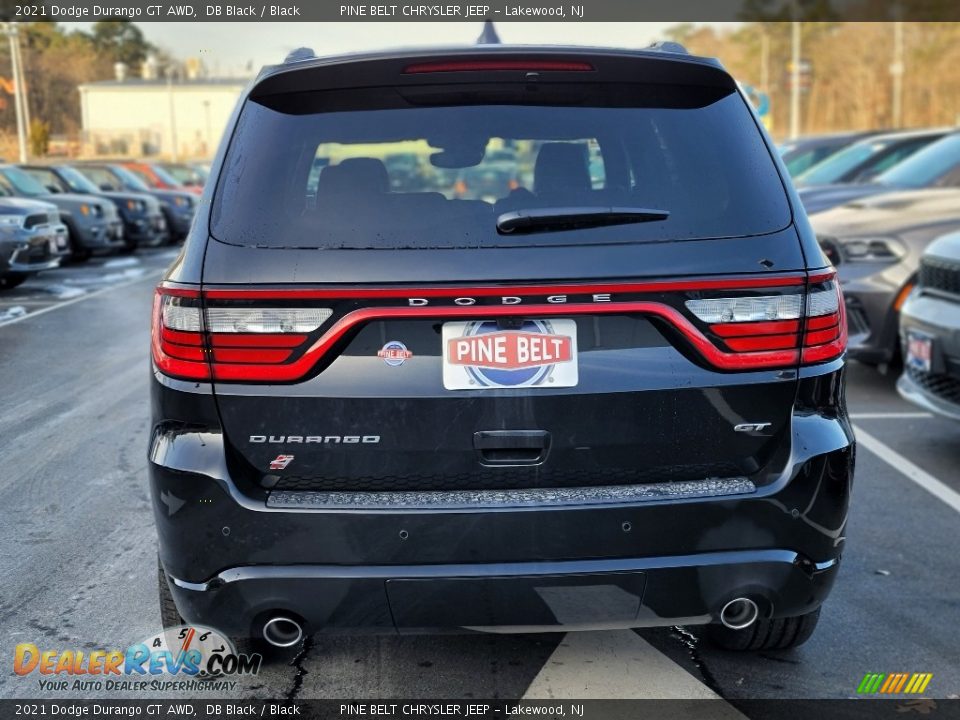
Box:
378;341;412;367
269;454;295;470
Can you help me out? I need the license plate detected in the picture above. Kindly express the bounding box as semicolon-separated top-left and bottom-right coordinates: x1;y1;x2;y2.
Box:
906;332;933;373
153;217;167;230
442;319;578;390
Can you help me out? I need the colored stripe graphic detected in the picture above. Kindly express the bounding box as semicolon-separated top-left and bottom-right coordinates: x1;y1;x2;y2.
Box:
858;673;932;694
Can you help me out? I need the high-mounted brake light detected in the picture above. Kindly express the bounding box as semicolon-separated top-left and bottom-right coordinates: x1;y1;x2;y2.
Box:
403;60;595;74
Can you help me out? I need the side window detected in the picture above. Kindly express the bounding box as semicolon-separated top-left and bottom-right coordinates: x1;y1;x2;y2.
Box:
86;168;118;190
127;168;151;185
586;138;605;189
27;169;59;192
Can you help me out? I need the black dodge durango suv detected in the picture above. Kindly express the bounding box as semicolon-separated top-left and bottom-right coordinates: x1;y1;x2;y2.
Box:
150;43;854;652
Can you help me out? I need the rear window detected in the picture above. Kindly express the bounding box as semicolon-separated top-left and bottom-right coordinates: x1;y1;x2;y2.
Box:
212;82;791;249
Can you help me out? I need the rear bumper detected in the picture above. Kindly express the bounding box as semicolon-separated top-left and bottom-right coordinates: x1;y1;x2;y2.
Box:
164;550;839;638
150;383;854;637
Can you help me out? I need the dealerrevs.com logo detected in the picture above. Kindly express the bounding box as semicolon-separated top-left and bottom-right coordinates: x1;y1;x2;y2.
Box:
13;625;261;692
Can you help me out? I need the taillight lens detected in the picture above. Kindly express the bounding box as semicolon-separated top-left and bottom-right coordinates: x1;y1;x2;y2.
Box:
152;286;331;381
686;295;802;324
684;272;846;368
152;289;209;380
800;277;847;364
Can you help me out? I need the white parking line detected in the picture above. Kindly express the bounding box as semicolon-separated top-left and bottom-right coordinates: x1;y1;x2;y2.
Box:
523;630;744;716
0;270;162;329
849;412;933;420
855;425;960;515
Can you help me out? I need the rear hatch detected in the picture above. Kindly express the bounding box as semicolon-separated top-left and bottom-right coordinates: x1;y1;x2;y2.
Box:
154;50;845;495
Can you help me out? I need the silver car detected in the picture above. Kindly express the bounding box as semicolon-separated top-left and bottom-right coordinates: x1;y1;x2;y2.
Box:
897;231;960;420
0;197;69;290
812;188;960;366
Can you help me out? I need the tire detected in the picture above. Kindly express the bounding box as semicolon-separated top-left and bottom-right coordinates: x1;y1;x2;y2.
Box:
0;272;27;290
63;221;92;263
706;607;821;651
157;557;184;629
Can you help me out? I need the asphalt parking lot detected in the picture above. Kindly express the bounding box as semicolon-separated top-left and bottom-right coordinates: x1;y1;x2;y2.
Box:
1;257;958;707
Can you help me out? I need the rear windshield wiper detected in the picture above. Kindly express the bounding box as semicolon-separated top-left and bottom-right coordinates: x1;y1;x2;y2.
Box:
496;206;670;235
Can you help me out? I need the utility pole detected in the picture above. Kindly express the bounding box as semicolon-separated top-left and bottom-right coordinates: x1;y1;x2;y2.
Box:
13;26;29;135
202;100;212;155
891;20;905;128
166;66;179;161
760;31;770;94
3;23;28;161
789;19;802;140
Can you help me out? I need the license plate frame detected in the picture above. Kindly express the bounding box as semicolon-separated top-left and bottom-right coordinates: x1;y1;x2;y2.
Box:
906;331;933;373
441;318;578;390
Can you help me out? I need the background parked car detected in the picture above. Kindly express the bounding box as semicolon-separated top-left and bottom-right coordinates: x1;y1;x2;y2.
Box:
74;163;196;242
897;231;960;420
794;128;948;188
812;188;960;367
122;161;203;196
0;164;124;262
22;164;168;251
0;196;68;289
156;162;208;191
799;131;960;215
778;131;879;177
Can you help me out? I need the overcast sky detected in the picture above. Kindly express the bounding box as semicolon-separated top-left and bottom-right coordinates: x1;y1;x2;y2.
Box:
61;22;730;77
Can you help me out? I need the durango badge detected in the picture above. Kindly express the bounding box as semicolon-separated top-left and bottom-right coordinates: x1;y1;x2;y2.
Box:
269;454;295;470
441;319;578;390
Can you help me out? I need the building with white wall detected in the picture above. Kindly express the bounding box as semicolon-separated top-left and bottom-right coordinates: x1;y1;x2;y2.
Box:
78;76;247;160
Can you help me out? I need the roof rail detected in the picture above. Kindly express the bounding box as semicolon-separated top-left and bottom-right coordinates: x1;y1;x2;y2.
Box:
646;41;689;55
476;20;502;45
284;47;316;63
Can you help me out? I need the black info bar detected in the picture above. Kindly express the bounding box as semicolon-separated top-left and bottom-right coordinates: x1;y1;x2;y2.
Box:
9;0;960;22
5;700;960;720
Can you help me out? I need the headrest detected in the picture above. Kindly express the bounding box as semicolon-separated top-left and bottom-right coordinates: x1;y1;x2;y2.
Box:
534;143;591;195
317;158;389;196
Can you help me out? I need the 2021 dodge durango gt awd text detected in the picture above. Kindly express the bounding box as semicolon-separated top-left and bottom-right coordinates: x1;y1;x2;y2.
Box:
149;44;855;653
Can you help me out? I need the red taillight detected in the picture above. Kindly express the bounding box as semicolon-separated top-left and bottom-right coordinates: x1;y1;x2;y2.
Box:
800;276;847;364
403;60;595;74
152;285;329;382
152;287;210;380
687;271;847;368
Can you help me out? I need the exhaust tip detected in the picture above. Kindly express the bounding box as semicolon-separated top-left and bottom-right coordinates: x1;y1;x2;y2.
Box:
719;597;759;630
262;616;303;648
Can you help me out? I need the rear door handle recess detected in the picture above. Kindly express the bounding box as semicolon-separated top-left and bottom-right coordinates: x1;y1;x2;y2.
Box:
474;430;551;466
